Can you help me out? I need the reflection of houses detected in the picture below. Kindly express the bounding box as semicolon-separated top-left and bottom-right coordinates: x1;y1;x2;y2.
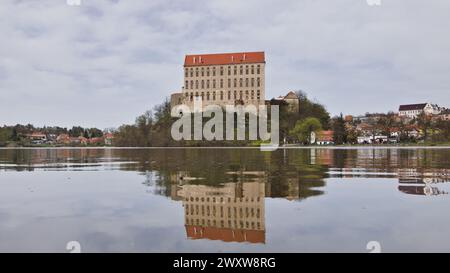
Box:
398;168;449;196
398;168;450;184
398;185;447;196
175;182;266;244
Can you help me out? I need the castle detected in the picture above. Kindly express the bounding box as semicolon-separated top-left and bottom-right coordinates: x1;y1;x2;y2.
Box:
171;51;266;110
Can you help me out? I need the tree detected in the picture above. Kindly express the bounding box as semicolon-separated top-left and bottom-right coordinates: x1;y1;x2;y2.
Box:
331;114;347;145
416;112;432;141
135;110;153;146
289;117;322;144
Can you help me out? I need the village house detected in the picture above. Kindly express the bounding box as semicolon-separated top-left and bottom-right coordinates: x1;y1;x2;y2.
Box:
104;133;114;146
56;134;70;144
268;91;299;113
310;130;334;145
24;132;47;144
398;103;443;118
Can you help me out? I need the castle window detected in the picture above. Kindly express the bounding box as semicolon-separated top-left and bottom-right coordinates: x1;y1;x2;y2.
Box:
190;80;194;89
234;78;237;88
257;65;260;74
251;90;254;99
251;65;254;74
245;78;249;87
196;68;199;77
201;67;204;77
185;81;188;89
245;65;249;74
234;66;237;75
251;78;254;87
220;79;223;88
212;67;216;76
213;79;216;88
201;80;204;89
228;79;231;88
228;91;231;100
220;91;223;100
206;92;210;100
257;77;260;87
220;67;224;76
195;80;198;89
213;91;216;100
185;69;188;77
190;68;193;77
239;66;243;75
228;66;231;76
206;68;210;76
239;78;243;87
206;80;210;88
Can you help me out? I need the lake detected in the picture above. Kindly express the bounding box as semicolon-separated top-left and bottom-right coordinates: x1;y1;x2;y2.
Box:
0;147;449;252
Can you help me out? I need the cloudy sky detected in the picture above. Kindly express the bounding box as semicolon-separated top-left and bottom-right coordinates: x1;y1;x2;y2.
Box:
0;0;449;128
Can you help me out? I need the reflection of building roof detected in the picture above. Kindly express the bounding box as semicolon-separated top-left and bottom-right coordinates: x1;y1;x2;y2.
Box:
185;225;265;244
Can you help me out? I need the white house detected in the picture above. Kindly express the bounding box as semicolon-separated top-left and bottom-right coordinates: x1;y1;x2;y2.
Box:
399;103;442;118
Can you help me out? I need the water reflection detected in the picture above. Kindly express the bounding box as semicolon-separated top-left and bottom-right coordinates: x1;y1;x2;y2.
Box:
1;148;450;251
175;181;266;244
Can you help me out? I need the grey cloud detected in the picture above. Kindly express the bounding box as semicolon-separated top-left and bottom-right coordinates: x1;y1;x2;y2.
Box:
0;0;449;128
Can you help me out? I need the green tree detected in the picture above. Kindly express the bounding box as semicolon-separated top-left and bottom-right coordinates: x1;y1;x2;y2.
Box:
289;117;322;144
331;114;347;145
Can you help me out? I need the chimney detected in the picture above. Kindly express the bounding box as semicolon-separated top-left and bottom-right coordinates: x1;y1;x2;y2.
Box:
193;57;196;63
243;54;246;61
231;55;234;62
199;56;202;63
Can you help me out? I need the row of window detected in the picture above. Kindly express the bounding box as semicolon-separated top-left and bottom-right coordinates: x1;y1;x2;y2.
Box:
186;196;262;203
184;90;261;101
187;218;262;230
185;196;261;203
185;64;262;78
185;78;261;90
186;204;261;219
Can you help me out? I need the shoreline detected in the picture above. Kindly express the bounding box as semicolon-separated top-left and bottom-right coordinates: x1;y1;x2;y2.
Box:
1;145;450;150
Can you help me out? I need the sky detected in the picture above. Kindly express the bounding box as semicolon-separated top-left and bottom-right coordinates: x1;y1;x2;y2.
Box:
0;0;449;129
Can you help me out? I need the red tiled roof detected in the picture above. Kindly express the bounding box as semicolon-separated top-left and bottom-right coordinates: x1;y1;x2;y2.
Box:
185;225;265;244
318;130;334;142
184;51;265;67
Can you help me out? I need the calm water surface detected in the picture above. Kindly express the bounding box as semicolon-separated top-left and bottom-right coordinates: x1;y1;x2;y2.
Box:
0;148;449;252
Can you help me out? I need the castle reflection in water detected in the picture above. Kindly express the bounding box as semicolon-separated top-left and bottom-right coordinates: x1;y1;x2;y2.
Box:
1;148;449;244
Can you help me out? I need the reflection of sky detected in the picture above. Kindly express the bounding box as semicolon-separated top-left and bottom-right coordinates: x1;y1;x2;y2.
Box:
2;170;450;252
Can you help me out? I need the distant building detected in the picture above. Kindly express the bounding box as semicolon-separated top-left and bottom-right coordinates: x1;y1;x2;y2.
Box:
269;91;299;113
56;134;70;144
171;51;266;110
104;133;114;146
311;130;334;145
25;132;47;141
399;103;442;118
